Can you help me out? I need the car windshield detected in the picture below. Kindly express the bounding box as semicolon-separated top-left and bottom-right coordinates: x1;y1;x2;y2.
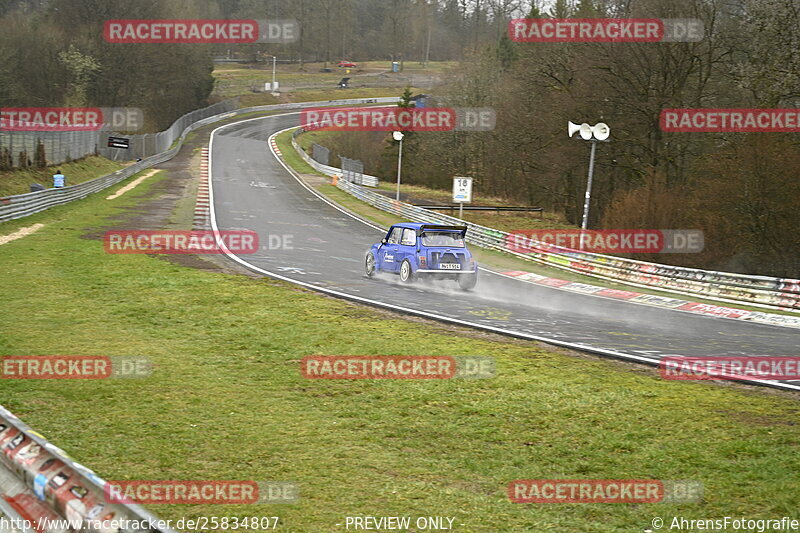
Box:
421;231;464;247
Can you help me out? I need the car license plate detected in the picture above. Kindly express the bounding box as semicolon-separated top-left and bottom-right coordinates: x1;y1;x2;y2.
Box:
440;263;461;270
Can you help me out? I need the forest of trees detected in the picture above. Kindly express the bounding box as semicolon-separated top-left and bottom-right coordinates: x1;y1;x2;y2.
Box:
207;0;531;64
318;0;800;277
0;0;528;126
0;0;219;131
0;0;797;276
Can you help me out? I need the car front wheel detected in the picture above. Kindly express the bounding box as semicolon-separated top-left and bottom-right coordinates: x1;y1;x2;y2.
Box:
399;260;415;284
365;252;376;277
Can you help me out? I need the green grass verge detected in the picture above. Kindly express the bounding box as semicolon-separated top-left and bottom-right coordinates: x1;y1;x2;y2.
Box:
296;129;342;153
0;156;124;197
237;88;408;108
213;60;454;99
292;130;569;232
274;130;319;176
1;154;799;532
293;136;572;233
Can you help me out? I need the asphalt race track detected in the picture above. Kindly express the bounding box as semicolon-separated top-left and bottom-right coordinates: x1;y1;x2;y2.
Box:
209;113;800;391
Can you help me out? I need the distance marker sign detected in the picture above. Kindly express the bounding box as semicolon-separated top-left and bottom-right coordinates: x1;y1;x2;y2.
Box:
453;177;473;203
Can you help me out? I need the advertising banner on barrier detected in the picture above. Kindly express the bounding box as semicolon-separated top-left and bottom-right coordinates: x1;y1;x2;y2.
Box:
0;407;175;533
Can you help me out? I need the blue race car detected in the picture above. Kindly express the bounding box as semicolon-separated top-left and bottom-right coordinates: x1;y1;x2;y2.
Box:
365;223;478;290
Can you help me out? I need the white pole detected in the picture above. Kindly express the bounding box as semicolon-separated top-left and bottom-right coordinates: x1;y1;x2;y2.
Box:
569;121;609;251
272;56;277;90
581;140;597;230
578;140;597;251
459;201;463;219
395;137;403;201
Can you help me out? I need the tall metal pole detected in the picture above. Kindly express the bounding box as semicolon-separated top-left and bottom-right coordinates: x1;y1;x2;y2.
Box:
272;56;277;90
395;137;403;201
576;140;598;252
581;140;597;230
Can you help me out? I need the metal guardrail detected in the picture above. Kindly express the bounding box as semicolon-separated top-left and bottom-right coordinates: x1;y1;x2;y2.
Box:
0;97;399;223
0;101;239;169
1;157;159;223
0;406;175;533
286;127;799;311
97;100;239;161
290;127;380;187
417;205;544;214
329;177;800;312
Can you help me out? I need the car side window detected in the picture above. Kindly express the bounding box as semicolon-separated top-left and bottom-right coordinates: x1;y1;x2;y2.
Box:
387;227;402;244
401;228;416;246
